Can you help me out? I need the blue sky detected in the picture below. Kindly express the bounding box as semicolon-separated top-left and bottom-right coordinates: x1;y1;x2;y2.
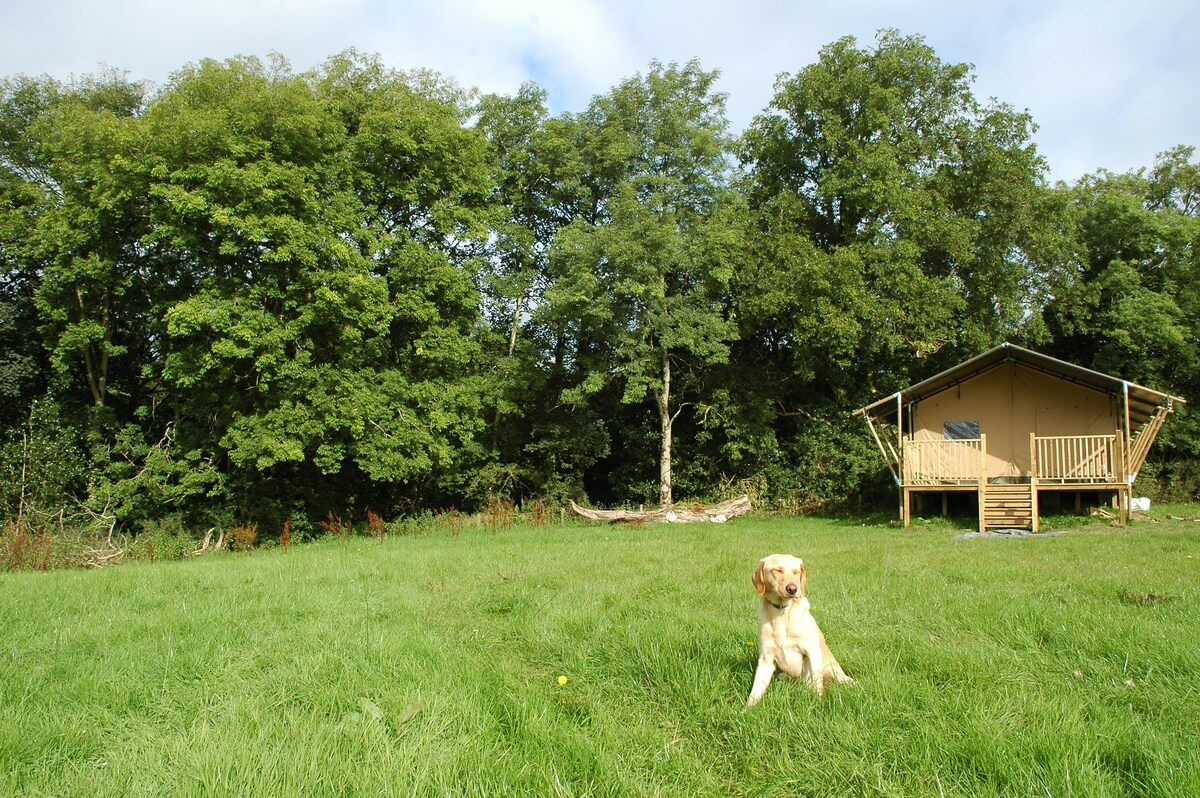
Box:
3;0;1196;182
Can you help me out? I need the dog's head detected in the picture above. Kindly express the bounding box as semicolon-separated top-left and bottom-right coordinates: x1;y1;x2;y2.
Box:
752;553;806;603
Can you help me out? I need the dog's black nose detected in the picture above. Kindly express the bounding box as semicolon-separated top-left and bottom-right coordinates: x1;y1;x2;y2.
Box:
785;583;798;596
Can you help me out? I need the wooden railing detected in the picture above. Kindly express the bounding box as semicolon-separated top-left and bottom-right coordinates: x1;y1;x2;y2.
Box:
1031;434;1122;484
900;433;1127;486
1127;406;1170;478
902;437;984;485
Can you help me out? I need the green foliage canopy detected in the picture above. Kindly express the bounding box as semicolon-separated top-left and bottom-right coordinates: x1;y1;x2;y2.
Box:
0;37;1196;534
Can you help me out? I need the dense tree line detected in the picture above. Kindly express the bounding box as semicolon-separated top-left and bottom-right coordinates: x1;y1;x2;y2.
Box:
2;32;1197;541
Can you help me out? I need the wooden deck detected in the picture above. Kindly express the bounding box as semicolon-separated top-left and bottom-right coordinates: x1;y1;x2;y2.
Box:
899;433;1132;532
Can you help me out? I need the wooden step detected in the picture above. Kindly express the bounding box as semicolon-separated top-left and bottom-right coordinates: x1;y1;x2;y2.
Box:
981;484;1034;530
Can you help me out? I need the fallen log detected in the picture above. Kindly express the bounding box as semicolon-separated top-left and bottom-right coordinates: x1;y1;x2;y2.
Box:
83;547;125;568
189;527;225;556
570;495;751;524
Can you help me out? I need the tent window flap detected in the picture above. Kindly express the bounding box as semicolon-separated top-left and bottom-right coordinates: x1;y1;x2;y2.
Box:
944;420;980;440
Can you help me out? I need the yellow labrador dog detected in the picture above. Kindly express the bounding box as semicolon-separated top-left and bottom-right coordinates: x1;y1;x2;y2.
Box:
746;553;853;706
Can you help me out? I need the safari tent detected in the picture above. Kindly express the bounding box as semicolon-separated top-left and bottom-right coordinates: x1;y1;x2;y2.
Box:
855;343;1186;531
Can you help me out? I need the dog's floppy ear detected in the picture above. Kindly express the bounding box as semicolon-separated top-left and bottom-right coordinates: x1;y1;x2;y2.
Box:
752;558;767;595
799;561;807;596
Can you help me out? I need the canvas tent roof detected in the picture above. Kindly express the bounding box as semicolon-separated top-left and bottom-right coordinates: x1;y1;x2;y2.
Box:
856;343;1185;428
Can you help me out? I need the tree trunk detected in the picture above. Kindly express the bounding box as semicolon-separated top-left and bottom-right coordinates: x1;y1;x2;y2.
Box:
491;288;526;452
506;289;525;358
77;286;110;408
657;347;672;507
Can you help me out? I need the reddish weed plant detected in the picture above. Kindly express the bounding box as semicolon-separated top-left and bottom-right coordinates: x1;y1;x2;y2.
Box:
1;521;56;571
228;522;259;552
366;509;387;540
318;512;351;545
484;495;515;532
436;507;465;537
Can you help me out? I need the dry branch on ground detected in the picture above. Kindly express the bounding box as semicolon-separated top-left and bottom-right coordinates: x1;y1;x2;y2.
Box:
569;495;751;524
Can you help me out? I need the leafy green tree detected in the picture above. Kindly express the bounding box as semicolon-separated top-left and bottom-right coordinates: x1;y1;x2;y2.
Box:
0;399;88;522
741;30;1061;377
142;55;361;521
1045;147;1198;382
474;83;636;505
731;31;1064;504
1;71;168;534
1042;146;1200;494
0;77;51;429
141;53;494;522
319;52;495;504
475;85;574;459
545;60;736;506
1;71;149;423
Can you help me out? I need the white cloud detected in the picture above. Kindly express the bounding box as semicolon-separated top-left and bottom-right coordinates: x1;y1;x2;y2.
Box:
1;0;1195;181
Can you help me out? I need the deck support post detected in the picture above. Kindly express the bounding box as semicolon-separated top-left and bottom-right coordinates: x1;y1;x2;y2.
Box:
898;393;905;527
977;433;988;534
1115;432;1129;527
1029;432;1040;533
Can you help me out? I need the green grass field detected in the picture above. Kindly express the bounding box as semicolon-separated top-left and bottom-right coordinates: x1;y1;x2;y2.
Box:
2;510;1199;797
